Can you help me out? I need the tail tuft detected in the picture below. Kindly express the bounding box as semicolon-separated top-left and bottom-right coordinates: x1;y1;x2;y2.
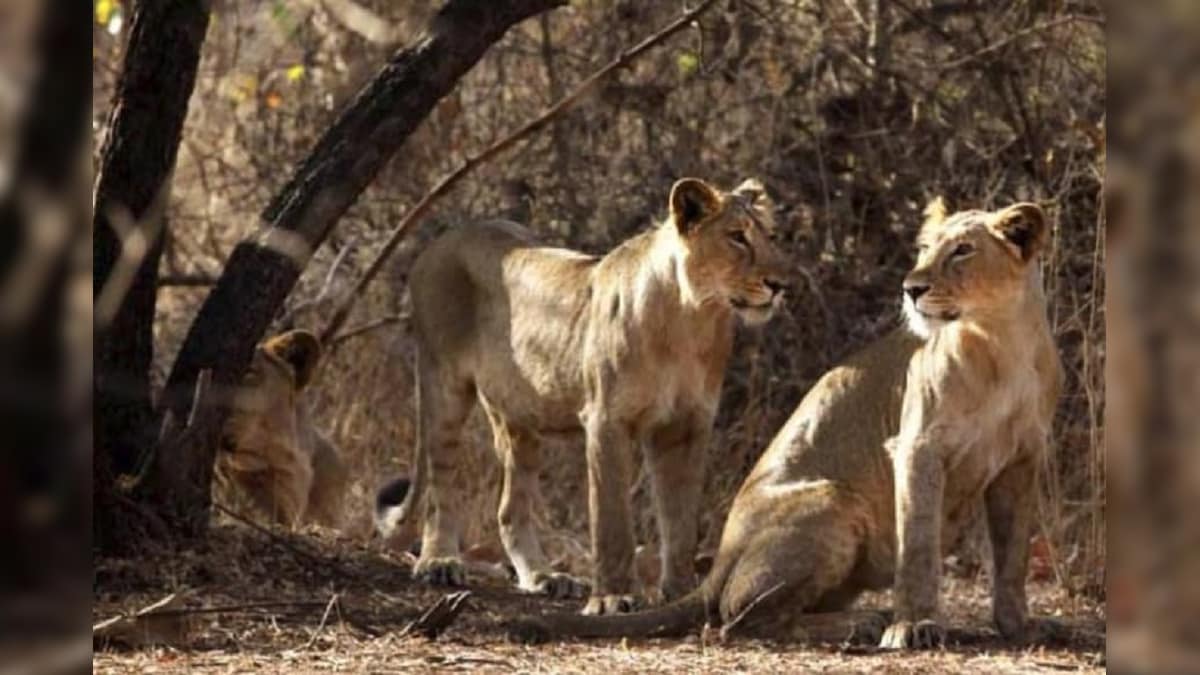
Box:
373;476;411;539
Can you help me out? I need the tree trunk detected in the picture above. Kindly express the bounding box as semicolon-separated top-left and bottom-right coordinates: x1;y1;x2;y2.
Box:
92;0;211;551
150;0;565;535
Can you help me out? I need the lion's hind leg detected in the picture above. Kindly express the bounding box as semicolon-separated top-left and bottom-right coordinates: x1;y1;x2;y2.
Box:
486;408;589;600
718;494;877;644
413;358;476;587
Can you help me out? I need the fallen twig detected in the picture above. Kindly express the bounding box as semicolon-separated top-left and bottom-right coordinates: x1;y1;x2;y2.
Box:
719;581;786;640
319;0;718;344
302;593;341;650
402;590;472;640
126;600;332;617
426;655;515;669
93;593;194;649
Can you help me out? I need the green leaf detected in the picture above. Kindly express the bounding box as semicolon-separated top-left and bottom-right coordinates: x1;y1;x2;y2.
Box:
677;52;699;76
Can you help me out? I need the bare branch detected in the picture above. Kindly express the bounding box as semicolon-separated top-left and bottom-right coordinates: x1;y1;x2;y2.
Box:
327;313;408;350
938;16;1090;71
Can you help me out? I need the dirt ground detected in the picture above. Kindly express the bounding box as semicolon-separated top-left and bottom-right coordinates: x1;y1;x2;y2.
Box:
93;525;1105;674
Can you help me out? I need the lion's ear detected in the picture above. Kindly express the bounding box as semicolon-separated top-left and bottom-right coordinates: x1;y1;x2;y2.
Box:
918;196;948;239
988;202;1048;262
732;178;766;204
262;329;322;389
670;178;722;234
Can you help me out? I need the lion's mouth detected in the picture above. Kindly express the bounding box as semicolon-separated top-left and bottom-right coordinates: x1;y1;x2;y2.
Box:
917;308;961;322
731;294;782;326
731;298;773;311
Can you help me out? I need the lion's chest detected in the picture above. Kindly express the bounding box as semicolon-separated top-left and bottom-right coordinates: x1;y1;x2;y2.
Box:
938;360;1049;544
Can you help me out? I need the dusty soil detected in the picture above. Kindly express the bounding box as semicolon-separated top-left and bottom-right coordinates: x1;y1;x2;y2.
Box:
93;525;1105;673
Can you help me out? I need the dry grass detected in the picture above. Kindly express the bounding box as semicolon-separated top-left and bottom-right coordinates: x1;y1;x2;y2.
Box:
93;525;1105;674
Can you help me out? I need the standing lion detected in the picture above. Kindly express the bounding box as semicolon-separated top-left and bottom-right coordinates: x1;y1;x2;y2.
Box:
377;177;792;614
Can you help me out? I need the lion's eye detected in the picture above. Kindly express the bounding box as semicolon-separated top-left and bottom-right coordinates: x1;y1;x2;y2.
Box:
951;242;975;259
728;231;750;247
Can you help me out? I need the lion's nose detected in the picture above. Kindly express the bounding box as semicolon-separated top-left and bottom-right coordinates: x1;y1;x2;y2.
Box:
904;281;931;301
764;278;789;296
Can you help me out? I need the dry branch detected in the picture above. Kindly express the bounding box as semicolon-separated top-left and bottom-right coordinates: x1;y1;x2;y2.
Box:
302;594;341;650
93;593;194;649
319;0;720;344
937;16;1090;71
279;237;357;326
402;590;472;640
328;313;408;350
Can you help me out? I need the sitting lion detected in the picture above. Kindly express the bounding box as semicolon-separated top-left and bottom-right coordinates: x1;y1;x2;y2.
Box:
215;329;348;529
377;177;791;614
510;200;1062;648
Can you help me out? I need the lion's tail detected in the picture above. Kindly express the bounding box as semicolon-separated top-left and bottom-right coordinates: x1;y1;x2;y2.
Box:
374;357;428;540
373;475;414;539
506;579;718;643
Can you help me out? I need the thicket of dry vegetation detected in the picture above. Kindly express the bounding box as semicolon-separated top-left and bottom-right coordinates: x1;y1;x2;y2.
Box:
93;0;1105;667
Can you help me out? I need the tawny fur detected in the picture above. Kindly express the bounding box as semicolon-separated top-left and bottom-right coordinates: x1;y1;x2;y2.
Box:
215;330;348;529
509;201;1062;647
380;178;791;614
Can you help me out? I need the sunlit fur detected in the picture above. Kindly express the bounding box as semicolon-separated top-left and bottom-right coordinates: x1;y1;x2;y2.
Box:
903;202;1046;340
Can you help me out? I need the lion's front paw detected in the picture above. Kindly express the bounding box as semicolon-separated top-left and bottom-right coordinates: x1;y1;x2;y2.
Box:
582;593;642;615
879;619;945;650
413;557;467;587
528;572;590;600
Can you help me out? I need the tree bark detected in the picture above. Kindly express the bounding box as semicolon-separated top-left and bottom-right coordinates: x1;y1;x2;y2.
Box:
94;0;211;477
92;0;210;551
151;0;565;535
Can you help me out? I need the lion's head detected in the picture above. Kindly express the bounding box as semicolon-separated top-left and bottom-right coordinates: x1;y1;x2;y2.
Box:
217;329;323;523
902;200;1049;337
668;177;792;325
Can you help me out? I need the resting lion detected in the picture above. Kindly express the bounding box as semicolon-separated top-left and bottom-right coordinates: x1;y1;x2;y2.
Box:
377;177;791;614
509;200;1062;647
215;330;348;529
